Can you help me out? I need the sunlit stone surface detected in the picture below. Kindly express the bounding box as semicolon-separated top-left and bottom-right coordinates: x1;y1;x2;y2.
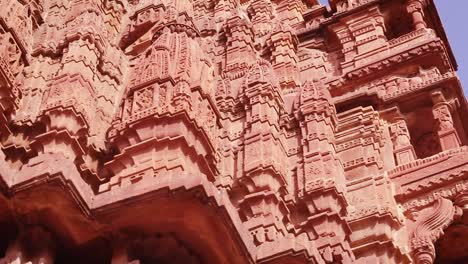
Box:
0;0;467;263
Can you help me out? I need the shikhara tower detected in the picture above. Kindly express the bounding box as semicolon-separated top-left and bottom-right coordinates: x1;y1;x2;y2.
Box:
0;0;467;263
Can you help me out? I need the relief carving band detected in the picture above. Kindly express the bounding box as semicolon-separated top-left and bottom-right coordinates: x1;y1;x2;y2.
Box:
0;0;467;263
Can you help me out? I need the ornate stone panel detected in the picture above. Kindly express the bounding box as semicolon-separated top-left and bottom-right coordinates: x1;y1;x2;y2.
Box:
0;0;466;263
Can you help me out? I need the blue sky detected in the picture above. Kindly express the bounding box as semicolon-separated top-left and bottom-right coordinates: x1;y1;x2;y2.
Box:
433;0;468;96
318;0;468;97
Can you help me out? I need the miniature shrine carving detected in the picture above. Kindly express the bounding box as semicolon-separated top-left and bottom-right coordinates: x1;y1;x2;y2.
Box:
0;0;467;263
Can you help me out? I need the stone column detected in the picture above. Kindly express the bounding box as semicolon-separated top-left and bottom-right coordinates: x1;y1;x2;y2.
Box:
407;0;427;30
431;91;461;151
390;118;416;165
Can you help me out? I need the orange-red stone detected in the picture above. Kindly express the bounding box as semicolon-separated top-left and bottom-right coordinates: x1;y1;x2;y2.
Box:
0;0;467;263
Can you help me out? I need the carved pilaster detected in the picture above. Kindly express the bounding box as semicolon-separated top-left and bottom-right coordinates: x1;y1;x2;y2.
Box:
431;91;461;151
407;0;427;30
390;118;416;165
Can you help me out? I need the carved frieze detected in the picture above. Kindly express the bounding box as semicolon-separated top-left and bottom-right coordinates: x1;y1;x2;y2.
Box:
0;0;466;263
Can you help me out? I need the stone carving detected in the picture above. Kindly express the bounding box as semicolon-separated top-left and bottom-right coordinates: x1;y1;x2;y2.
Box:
431;90;461;151
411;197;462;264
0;30;23;78
433;104;454;132
0;0;465;263
389;117;416;165
334;0;368;12
407;0;427;30
390;120;411;148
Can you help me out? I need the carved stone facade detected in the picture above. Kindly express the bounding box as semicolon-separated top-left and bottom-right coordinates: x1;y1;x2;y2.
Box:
0;0;467;263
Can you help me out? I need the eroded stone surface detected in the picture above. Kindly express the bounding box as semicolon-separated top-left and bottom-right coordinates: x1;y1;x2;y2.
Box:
0;0;467;263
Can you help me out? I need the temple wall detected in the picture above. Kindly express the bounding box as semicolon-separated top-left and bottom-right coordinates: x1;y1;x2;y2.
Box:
0;0;467;263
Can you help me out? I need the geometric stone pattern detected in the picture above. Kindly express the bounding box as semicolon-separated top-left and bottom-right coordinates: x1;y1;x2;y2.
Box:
0;0;467;263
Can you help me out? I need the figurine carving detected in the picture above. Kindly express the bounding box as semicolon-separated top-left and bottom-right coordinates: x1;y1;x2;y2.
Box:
0;0;466;263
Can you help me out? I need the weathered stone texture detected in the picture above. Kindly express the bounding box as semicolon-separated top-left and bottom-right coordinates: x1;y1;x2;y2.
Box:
0;0;467;263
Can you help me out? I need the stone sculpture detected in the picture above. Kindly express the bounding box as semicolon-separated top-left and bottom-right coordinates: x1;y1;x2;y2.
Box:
0;0;467;263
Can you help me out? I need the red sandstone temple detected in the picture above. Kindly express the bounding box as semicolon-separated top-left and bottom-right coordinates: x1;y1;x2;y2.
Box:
0;0;467;263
